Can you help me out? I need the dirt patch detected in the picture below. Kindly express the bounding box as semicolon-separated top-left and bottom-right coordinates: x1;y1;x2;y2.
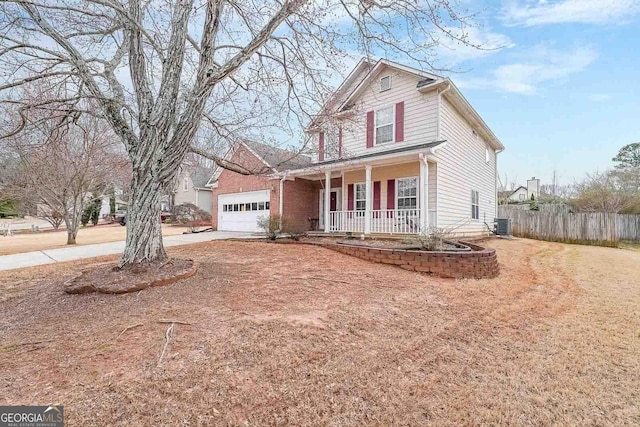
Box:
0;239;639;425
65;258;197;294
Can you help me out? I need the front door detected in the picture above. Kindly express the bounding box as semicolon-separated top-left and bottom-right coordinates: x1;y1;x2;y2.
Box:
319;188;341;230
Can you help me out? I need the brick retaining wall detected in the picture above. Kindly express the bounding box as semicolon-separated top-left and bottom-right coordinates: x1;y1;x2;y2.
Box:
310;240;499;279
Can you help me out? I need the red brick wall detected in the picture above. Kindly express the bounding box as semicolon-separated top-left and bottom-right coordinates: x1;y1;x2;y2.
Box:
282;178;319;231
211;146;273;228
212;145;345;230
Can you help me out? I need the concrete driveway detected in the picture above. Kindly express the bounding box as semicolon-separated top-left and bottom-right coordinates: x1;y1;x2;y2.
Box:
0;231;260;271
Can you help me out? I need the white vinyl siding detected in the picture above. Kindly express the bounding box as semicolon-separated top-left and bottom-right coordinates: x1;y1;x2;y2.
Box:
436;96;497;235
336;66;439;159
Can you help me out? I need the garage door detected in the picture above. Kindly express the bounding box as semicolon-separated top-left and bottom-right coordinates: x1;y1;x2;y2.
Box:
218;190;271;232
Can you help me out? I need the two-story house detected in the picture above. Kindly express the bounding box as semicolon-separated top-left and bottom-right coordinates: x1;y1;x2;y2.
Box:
210;58;504;235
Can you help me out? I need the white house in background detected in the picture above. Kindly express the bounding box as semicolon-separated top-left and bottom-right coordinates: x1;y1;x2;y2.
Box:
210;58;505;235
173;166;214;214
504;186;528;202
502;177;540;203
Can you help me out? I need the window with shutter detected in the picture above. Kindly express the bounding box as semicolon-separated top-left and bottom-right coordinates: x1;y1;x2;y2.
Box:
375;106;393;144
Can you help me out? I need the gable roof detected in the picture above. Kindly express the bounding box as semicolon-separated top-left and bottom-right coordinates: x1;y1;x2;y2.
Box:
190;166;214;189
309;57;504;151
499;186;527;200
242;140;312;172
336;58;443;112
206;140;313;186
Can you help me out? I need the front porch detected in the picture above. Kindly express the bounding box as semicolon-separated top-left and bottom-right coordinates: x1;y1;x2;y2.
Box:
289;151;438;235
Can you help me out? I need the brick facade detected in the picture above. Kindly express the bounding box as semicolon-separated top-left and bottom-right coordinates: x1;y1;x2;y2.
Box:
211;145;333;231
211;146;274;229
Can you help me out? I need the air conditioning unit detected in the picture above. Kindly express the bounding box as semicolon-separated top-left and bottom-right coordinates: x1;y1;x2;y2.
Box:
494;218;511;236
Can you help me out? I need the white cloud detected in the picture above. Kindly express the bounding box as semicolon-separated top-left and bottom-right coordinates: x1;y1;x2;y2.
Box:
460;45;598;95
436;26;515;64
589;93;612;102
502;0;640;26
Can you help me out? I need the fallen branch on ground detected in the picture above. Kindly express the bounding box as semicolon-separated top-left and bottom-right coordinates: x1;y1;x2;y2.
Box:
117;323;144;338
157;322;174;366
158;319;192;325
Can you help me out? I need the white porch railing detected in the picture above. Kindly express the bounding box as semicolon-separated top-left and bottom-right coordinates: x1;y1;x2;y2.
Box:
328;209;421;234
328;211;365;233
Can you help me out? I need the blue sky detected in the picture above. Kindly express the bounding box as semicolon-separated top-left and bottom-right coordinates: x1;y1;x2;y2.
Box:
431;0;640;187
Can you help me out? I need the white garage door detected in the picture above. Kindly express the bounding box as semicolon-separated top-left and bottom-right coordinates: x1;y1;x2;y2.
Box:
218;190;271;232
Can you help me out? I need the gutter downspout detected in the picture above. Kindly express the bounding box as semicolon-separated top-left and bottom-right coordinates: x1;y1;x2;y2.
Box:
278;172;288;230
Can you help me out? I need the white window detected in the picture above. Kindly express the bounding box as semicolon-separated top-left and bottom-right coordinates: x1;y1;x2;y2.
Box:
375;106;394;145
471;190;479;220
183;177;189;191
485;148;490;163
519;193;525;201
397;177;417;210
355;183;366;211
380;75;391;92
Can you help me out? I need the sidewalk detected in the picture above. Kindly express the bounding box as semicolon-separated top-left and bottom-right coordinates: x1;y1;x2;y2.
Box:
0;231;260;271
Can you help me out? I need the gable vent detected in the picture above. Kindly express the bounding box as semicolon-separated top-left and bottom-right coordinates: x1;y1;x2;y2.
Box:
380;75;391;92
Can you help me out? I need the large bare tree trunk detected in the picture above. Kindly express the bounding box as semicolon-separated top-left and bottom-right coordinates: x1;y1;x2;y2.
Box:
119;164;168;267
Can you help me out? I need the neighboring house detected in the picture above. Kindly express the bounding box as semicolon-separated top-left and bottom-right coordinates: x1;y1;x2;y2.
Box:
209;58;505;235
500;177;540;203
173;167;214;214
501;186;528;203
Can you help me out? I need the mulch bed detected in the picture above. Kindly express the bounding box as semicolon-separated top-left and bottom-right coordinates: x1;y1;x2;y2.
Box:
64;258;197;294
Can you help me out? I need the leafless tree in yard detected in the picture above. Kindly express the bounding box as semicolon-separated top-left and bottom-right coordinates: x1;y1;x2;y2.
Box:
2;88;128;244
0;0;484;267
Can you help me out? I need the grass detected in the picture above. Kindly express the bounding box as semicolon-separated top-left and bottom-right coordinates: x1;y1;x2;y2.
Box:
0;238;639;425
0;223;186;255
619;240;640;252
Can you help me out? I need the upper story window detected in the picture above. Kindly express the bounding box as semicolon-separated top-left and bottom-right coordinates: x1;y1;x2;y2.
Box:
380;75;392;92
183;177;189;191
375;106;394;144
485;148;490;163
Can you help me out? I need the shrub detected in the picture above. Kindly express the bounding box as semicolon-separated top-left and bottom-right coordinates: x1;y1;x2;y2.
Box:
172;203;212;231
257;214;281;240
81;195;102;226
282;218;306;241
410;223;464;251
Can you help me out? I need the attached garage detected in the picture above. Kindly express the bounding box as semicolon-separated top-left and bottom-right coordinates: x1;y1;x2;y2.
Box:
217;190;271;232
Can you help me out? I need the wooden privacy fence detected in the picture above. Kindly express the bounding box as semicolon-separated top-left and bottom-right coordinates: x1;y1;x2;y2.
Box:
498;206;640;246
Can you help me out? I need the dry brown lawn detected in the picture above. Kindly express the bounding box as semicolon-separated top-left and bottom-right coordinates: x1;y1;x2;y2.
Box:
0;238;639;426
0;224;186;255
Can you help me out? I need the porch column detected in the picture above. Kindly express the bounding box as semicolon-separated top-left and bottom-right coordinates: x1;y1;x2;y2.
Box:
364;164;372;234
419;154;429;232
324;170;331;232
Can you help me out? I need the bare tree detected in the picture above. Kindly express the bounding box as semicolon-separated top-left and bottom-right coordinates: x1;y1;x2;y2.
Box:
1;0;483;267
571;170;640;214
3;92;127;244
